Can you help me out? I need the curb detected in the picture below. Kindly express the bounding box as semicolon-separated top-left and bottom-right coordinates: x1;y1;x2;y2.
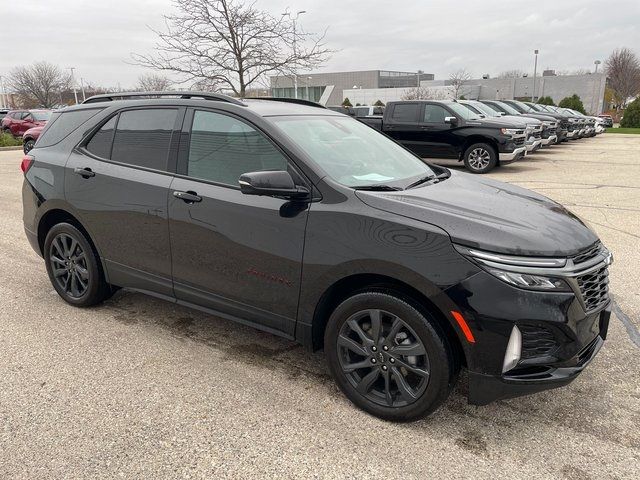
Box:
0;146;23;151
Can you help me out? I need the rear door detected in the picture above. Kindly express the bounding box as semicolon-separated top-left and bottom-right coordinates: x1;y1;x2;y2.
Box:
384;103;426;155
167;108;309;336
65;107;183;296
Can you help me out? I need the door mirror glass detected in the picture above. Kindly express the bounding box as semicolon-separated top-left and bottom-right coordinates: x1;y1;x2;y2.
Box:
239;171;309;200
444;116;458;126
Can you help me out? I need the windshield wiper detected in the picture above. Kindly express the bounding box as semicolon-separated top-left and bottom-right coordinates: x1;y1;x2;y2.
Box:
405;171;450;189
352;184;402;191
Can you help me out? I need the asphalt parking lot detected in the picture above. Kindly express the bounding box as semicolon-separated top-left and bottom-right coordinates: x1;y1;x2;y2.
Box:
1;135;639;479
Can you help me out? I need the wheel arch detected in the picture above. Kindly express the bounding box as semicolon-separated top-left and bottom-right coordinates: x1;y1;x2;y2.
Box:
460;135;499;162
37;207;110;283
309;273;467;369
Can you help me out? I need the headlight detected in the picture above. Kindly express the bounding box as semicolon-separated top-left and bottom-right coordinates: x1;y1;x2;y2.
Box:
500;128;521;136
454;245;573;292
485;268;571;291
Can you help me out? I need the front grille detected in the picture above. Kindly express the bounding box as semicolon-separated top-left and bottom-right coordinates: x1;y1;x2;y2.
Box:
520;325;557;359
514;136;526;147
533;131;542;139
576;265;610;313
542;127;557;138
572;242;602;264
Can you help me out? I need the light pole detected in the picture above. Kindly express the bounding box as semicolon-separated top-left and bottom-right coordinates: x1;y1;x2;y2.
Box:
532;49;539;102
80;77;87;102
0;75;6;108
281;10;306;99
591;60;602;114
305;76;312;101
68;67;78;104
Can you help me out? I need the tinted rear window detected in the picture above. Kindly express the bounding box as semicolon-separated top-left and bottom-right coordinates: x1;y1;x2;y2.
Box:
110;109;177;170
37;109;103;148
391;104;420;122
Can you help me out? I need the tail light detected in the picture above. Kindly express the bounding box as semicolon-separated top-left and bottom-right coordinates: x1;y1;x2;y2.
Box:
20;155;34;174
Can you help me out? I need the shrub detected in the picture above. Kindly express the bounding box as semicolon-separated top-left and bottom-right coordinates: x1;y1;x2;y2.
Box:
620;98;640;127
537;96;555;106
373;99;385;107
0;132;22;147
342;97;353;107
558;94;586;114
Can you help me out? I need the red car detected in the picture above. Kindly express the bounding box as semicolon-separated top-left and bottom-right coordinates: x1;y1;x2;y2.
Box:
1;109;51;137
23;125;44;153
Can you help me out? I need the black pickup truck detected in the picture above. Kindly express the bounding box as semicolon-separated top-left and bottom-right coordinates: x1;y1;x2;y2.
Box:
359;100;527;173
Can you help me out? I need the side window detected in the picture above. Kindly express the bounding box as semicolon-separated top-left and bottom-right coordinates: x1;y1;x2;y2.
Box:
391;104;420;122
22;112;33;120
86;116;117;159
38;108;102;148
423;105;449;123
187;110;288;186
111;109;177;170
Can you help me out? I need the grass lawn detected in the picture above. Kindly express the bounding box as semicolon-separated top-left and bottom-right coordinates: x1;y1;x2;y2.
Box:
605;128;640;134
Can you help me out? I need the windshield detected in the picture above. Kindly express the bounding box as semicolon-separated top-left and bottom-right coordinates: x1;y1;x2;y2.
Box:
32;111;52;121
493;101;521;115
466;102;500;117
510;100;536;113
270;115;435;187
446;102;481;120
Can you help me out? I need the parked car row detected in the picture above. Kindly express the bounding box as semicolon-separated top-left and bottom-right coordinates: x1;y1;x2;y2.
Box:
0;108;52;153
346;99;605;173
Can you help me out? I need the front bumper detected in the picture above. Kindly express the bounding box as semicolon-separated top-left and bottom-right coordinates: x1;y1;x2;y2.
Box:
566;130;577;139
499;146;526;162
526;139;543;152
468;322;608;405
541;135;557;146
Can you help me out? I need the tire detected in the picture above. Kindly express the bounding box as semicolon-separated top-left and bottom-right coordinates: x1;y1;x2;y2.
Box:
44;222;113;307
23;139;35;154
463;142;497;174
325;292;455;421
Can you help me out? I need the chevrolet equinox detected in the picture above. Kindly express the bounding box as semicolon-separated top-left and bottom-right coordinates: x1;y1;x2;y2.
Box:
22;92;612;421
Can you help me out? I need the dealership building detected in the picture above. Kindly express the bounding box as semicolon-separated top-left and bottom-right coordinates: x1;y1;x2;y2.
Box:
270;69;607;114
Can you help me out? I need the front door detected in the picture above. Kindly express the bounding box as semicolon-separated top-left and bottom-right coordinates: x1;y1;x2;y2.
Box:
419;103;458;158
168;109;309;336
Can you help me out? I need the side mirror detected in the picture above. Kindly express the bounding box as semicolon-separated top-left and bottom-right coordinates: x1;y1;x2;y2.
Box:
239;170;310;200
444;116;458;126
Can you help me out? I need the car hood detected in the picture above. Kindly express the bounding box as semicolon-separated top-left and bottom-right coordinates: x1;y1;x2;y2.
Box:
355;171;598;257
24;126;44;137
465;117;525;129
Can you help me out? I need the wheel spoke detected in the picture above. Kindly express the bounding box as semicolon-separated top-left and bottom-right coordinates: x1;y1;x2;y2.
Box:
74;271;87;292
356;369;380;395
50;255;66;266
75;265;89;280
394;357;430;377
391;342;426;357
70;271;79;296
391;367;417;402
385;317;403;343
338;334;368;357
342;359;373;373
347;318;374;347
369;309;382;343
52;267;67;278
382;369;393;406
53;239;66;259
68;238;78;257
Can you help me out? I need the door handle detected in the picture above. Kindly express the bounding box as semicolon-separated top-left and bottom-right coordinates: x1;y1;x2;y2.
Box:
173;190;202;203
73;167;95;178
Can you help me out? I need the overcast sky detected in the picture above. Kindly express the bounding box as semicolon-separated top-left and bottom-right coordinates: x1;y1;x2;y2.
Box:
3;0;639;89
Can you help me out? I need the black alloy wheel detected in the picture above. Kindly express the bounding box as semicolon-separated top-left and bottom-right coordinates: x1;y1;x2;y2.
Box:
337;308;430;408
325;292;455;421
44;223;114;307
49;232;90;298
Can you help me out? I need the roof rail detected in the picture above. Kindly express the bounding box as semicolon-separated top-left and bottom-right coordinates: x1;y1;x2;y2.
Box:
244;97;326;109
82;91;246;106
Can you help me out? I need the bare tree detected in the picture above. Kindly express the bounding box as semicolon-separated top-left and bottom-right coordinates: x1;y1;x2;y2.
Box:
605;48;640;109
497;69;526;78
137;73;173;91
401;86;451;101
8;61;70;108
449;68;472;99
132;0;332;97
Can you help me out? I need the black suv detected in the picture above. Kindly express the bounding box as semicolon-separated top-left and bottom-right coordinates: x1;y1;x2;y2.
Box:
22;92;612;421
